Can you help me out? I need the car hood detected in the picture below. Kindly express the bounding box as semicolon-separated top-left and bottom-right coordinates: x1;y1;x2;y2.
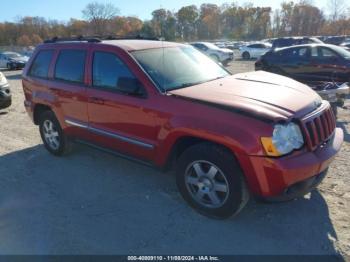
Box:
169;71;322;121
10;57;28;63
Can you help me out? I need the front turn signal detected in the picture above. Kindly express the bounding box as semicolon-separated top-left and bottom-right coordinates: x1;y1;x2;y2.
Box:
261;137;282;157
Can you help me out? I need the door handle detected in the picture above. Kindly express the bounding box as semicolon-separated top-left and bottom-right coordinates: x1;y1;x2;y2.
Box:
89;97;105;105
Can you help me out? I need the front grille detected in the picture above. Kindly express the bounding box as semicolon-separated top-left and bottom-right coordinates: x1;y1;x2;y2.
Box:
300;105;336;151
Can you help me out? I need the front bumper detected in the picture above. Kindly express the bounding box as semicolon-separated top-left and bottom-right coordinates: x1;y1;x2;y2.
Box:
247;127;343;198
9;62;26;69
220;53;234;63
0;84;11;109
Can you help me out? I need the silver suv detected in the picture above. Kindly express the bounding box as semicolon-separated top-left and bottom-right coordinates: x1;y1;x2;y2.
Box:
190;42;234;66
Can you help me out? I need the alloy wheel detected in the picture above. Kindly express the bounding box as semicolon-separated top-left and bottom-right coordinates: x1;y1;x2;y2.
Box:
42;119;60;150
185;160;230;208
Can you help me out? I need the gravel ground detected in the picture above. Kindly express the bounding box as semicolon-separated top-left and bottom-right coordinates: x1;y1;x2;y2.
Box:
0;62;349;256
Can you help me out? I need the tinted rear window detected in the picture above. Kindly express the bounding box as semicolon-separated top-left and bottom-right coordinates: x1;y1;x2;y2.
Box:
54;50;86;83
29;50;54;78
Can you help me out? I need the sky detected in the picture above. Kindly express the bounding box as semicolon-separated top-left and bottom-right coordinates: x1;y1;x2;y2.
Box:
0;0;330;22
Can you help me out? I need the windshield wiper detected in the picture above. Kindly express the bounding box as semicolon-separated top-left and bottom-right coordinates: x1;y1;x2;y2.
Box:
168;76;227;91
168;80;207;91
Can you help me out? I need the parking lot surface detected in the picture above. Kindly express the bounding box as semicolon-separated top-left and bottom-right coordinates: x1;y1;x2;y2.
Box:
0;61;349;256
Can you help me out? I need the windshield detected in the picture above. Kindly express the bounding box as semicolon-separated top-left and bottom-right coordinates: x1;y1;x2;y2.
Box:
132;46;230;91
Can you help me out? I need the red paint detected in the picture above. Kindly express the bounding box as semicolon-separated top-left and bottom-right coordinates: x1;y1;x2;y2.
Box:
22;40;344;198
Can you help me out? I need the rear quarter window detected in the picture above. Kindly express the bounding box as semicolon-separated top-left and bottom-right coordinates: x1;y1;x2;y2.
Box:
29;50;54;78
54;50;86;83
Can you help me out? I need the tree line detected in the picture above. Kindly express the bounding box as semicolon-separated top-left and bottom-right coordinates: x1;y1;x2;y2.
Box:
0;1;349;46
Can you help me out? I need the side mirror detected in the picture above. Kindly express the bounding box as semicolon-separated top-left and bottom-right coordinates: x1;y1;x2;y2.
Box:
117;77;146;97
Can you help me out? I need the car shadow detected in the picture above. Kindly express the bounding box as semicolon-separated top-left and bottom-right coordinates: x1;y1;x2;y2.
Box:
0;143;342;256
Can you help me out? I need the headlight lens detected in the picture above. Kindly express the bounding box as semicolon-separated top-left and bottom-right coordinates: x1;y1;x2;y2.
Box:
261;122;304;156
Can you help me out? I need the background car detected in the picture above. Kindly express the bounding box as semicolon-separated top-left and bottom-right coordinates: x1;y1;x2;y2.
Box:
0;51;29;70
324;36;349;46
340;42;350;51
239;42;272;59
271;37;323;49
0;72;11;109
255;44;350;83
190;42;234;66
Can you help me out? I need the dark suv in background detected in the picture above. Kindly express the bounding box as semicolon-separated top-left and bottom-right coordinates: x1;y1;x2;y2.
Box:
256;44;350;83
271;37;323;49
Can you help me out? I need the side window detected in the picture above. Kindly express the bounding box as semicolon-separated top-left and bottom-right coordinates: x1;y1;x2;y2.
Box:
29;50;53;78
311;47;318;57
92;51;141;94
54;50;86;83
319;47;338;58
197;44;208;51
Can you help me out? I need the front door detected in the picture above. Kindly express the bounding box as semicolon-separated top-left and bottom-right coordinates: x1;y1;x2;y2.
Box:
87;49;158;162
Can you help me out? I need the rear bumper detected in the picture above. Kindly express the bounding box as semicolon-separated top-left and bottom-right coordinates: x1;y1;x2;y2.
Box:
247;127;343;197
24;100;34;122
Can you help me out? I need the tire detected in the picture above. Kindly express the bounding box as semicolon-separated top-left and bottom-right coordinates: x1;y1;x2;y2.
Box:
242;52;250;60
39;110;71;156
210;54;220;63
176;143;249;219
6;63;13;71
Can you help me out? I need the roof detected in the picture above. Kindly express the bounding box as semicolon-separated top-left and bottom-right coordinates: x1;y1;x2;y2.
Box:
101;40;184;51
41;39;185;52
273;43;336;51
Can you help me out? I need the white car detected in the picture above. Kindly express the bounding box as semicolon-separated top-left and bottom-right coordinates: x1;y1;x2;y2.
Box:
0;72;11;109
190;42;234;66
0;52;29;70
239;42;272;59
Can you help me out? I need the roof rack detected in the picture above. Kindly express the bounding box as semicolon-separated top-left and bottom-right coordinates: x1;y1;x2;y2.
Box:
43;35;161;44
43;36;101;43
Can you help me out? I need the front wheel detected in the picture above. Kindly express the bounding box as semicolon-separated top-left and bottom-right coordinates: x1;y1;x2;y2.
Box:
39;110;71;156
176;143;249;219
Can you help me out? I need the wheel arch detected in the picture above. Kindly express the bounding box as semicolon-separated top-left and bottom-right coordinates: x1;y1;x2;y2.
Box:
161;134;244;172
33;103;52;125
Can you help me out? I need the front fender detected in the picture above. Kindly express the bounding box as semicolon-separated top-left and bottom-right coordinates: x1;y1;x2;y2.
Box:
153;113;273;167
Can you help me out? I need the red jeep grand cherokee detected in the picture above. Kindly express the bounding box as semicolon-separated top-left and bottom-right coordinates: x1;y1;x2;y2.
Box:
22;38;344;218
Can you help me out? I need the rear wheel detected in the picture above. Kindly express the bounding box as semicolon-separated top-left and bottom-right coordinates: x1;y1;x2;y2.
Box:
39;111;71;156
242;52;250;60
176;143;249;219
6;63;13;70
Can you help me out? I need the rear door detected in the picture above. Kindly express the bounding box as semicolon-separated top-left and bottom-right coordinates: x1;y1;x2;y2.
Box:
86;47;158;162
279;46;311;81
309;46;348;82
47;46;89;138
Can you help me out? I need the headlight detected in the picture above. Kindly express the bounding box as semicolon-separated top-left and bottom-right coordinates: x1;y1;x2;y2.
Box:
261;122;304;156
